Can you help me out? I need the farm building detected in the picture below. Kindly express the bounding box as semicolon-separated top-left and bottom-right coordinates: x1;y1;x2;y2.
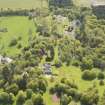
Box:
91;0;105;17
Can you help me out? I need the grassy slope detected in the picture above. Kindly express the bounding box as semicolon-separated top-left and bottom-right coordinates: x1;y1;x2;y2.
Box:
0;16;36;56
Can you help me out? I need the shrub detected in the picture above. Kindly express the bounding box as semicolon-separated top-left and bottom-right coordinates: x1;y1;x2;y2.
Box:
17;77;27;90
24;99;33;105
9;38;18;47
6;83;19;95
24;51;31;59
26;89;33;99
54;83;66;97
82;70;96;81
72;60;80;67
27;81;38;93
66;88;77;98
18;36;22;40
32;94;45;105
60;94;72;105
9;93;15;105
98;72;105;80
99;80;105;86
65;80;78;89
17;43;22;49
80;88;99;105
0;80;5;88
54;60;62;68
16;91;26;105
61;78;78;89
49;87;56;94
38;79;47;93
81;57;93;70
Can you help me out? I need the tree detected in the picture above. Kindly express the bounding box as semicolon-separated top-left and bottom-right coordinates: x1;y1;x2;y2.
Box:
0;92;14;105
80;88;99;105
99;91;105;105
17;76;27;90
81;57;93;70
32;94;45;105
38;79;47;93
59;37;81;66
6;83;19;95
60;94;72;105
9;37;18;47
24;99;33;105
16;91;26;105
26;89;33;99
2;65;13;83
82;70;96;81
99;80;105;86
98;72;105;80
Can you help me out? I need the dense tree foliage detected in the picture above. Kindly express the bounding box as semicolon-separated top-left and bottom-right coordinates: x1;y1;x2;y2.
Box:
80;87;99;105
49;0;73;8
0;0;105;105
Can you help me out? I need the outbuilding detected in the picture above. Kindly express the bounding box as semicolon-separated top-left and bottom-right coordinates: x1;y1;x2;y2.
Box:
0;55;13;64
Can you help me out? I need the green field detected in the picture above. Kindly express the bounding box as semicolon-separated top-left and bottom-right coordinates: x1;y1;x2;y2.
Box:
0;0;91;9
43;66;105;105
0;0;48;9
0;16;36;56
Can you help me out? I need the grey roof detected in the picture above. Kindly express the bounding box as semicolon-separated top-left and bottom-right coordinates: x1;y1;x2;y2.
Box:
91;0;105;6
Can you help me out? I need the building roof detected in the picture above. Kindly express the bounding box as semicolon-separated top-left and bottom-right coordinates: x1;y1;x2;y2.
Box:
0;55;13;64
91;0;105;6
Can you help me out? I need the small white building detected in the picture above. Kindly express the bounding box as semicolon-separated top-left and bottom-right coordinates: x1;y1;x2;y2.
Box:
0;55;13;64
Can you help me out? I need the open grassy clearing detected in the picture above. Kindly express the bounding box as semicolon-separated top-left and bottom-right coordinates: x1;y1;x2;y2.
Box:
0;14;69;57
73;0;91;7
0;16;36;56
53;66;105;95
0;0;48;9
43;66;105;105
0;0;91;9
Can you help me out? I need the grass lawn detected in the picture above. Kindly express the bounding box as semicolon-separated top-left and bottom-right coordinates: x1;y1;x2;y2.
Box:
53;66;105;95
0;16;36;56
43;66;105;105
